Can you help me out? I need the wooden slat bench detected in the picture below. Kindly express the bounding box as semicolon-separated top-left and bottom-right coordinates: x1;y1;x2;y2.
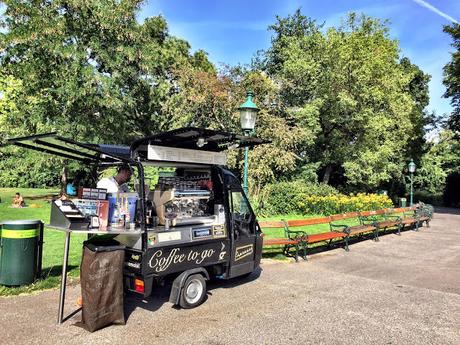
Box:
260;204;433;260
283;217;347;259
359;209;402;236
329;212;378;249
389;206;427;232
259;221;305;262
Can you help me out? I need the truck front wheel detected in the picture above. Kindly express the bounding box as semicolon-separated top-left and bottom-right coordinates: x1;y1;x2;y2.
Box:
179;274;207;309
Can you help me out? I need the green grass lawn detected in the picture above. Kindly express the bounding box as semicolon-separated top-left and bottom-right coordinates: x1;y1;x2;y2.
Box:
0;188;86;296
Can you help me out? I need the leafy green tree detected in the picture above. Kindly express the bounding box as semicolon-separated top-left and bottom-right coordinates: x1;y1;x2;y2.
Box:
263;9;323;77
0;0;214;143
162;66;235;130
240;71;319;194
415;130;460;193
400;57;434;160
0;74;23;143
443;23;460;133
260;11;427;190
163;63;319;194
0;0;214;187
0;72;62;187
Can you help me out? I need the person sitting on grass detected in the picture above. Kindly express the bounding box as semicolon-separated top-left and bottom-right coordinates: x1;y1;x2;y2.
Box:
12;192;25;208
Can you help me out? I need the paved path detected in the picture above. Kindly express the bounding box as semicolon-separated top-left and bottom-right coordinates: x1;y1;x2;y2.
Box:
1;208;459;345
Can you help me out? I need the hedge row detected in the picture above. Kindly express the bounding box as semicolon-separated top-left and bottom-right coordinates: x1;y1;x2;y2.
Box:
294;193;394;215
261;181;393;215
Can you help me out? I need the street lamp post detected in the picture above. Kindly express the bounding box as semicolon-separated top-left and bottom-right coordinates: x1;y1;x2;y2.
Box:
408;159;416;206
238;90;259;196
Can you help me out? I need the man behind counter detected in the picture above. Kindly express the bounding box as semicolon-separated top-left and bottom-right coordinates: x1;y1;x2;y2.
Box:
97;164;132;193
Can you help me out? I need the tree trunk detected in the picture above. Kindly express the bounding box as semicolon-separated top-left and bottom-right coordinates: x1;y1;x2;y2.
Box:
60;166;68;195
322;165;333;184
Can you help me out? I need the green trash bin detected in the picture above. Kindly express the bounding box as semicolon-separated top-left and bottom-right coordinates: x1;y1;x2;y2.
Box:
0;220;44;286
399;197;407;207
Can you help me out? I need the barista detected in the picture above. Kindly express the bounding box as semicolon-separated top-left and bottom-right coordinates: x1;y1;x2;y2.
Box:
97;164;132;193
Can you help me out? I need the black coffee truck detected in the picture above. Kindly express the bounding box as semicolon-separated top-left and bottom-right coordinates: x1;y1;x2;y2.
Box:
4;127;267;327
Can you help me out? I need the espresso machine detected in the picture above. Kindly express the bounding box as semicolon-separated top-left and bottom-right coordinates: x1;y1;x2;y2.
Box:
152;176;216;227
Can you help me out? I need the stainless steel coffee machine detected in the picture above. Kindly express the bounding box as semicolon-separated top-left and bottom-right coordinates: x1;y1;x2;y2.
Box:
152;177;215;226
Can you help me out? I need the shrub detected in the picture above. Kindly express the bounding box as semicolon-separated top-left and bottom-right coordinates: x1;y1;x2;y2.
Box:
413;190;443;206
295;193;394;215
260;181;339;214
260;180;393;216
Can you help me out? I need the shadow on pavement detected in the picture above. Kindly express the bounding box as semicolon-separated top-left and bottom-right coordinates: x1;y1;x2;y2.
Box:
124;283;170;319
433;207;460;215
207;266;263;291
123;266;263;321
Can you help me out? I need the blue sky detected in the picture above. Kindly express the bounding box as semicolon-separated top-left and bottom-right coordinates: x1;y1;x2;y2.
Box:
140;0;459;117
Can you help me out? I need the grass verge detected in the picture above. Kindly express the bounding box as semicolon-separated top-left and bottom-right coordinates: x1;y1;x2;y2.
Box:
0;188;86;296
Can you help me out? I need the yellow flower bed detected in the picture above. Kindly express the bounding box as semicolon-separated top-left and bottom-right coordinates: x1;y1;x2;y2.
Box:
294;193;393;215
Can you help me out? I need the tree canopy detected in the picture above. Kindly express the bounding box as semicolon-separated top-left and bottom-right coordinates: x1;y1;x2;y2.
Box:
0;0;213;143
258;12;431;190
443;23;460;134
0;0;215;186
0;5;439;198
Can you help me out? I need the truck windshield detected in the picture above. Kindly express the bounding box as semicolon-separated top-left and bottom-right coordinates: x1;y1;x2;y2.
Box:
230;191;254;236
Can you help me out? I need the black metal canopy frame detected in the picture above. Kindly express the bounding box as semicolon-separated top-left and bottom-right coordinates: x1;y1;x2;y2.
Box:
2;132;132;164
3;127;269;163
130;127;269;159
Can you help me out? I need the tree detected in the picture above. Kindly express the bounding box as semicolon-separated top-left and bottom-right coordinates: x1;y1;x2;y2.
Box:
162;63;319;194
0;72;63;187
0;0;214;143
260;11;426;190
443;23;460;133
161;65;235;130
239;70;319;194
400;57;433;160
264;9;323;76
0;0;215;186
414;130;460;193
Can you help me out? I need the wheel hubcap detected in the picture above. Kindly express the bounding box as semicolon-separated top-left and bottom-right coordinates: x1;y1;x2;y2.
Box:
185;279;203;304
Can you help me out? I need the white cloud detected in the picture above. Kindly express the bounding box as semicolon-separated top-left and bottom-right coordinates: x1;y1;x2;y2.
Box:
412;0;458;24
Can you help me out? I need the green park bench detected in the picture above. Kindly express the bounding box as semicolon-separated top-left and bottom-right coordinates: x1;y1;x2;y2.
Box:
260;204;433;260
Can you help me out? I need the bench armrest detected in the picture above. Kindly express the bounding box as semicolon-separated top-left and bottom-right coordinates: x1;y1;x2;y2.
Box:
403;210;416;217
285;229;307;240
360;216;378;225
330;223;349;233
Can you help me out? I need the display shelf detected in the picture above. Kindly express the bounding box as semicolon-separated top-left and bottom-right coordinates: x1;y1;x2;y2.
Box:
46;225;142;235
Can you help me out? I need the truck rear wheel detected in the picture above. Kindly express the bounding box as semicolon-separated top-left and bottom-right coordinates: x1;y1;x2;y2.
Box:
179;274;206;309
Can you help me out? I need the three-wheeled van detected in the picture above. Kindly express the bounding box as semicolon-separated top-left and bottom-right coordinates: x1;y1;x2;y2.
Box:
5;127;267;309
